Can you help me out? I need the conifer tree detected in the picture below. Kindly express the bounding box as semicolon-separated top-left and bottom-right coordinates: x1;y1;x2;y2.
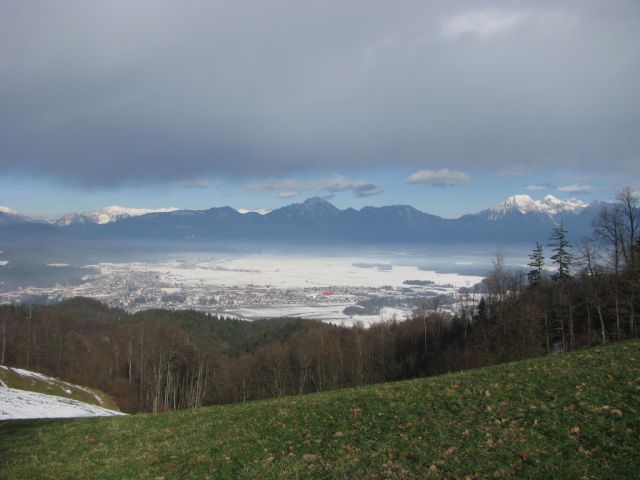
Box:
549;220;573;282
527;241;544;286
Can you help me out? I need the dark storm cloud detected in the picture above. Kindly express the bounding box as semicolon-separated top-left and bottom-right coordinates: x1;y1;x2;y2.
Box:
1;0;639;186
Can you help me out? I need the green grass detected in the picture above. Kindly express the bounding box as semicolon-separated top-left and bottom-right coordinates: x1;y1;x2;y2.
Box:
1;341;639;479
0;366;119;410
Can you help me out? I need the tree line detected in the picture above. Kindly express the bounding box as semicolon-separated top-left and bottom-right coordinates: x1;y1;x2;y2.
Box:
0;188;638;413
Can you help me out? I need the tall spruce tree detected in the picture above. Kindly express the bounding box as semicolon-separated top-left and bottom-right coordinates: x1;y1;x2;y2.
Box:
549;220;573;282
527;241;544;286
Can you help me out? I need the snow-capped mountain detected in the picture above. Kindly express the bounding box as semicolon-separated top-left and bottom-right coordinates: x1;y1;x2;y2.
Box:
237;208;271;215
0;205;31;225
0;194;611;246
480;195;590;222
53;205;180;225
0;206;17;215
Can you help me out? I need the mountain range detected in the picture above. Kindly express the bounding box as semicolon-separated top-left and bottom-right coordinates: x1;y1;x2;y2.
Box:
52;205;180;226
0;195;607;248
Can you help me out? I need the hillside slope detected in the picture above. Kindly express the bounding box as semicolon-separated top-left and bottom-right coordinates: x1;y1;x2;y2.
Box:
0;365;123;420
1;341;638;479
0;365;119;409
0;388;125;420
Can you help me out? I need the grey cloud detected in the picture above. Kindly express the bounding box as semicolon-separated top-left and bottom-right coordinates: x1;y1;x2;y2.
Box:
278;191;298;199
406;169;470;187
183;179;210;189
1;1;639;186
246;176;383;198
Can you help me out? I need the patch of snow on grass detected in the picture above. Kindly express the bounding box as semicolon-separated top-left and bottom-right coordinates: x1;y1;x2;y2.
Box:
0;388;125;420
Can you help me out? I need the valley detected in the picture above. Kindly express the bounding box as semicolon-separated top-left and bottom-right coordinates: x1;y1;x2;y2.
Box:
0;254;485;325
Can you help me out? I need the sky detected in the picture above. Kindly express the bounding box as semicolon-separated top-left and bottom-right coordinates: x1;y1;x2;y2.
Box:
1;0;639;218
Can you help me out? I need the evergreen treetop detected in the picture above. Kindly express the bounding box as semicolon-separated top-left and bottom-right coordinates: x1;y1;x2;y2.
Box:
527;241;544;286
549;220;573;282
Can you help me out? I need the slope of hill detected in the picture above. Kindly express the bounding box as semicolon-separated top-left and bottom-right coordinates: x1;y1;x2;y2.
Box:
0;365;119;410
0;365;123;420
1;340;638;479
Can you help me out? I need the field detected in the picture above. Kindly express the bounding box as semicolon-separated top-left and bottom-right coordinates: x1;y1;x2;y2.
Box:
1;340;639;479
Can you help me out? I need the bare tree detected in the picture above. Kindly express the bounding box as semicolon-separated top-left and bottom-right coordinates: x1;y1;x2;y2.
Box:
616;187;639;268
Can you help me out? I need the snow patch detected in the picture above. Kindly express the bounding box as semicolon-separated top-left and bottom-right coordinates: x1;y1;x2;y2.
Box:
5;366;56;384
0;365;109;406
0;388;125;420
237;208;271;215
0;205;18;215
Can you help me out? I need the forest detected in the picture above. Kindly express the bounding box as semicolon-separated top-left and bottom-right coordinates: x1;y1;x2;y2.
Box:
0;188;638;414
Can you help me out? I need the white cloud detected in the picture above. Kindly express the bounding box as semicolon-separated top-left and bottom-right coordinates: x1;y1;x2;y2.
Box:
246;176;383;199
442;10;529;39
406;169;470;187
557;183;593;194
525;183;550;191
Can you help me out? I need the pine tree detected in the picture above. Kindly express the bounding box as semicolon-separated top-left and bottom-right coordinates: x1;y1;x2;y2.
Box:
527;241;544;286
549;220;573;282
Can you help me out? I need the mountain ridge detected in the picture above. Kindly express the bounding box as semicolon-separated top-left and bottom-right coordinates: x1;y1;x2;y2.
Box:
0;195;610;247
53;205;180;226
1;194;601;225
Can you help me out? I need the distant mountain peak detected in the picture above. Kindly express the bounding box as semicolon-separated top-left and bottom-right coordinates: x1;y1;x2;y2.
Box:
267;196;340;220
302;196;335;207
498;195;538;212
543;194;562;203
300;197;340;213
0;205;18;215
0;205;32;225
54;205;180;225
485;194;589;221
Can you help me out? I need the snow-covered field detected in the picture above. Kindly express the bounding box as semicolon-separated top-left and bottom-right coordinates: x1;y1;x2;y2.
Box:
0;365;110;406
0;387;125;420
84;255;484;325
109;255;483;290
227;304;409;327
0;365;124;420
1;253;486;326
